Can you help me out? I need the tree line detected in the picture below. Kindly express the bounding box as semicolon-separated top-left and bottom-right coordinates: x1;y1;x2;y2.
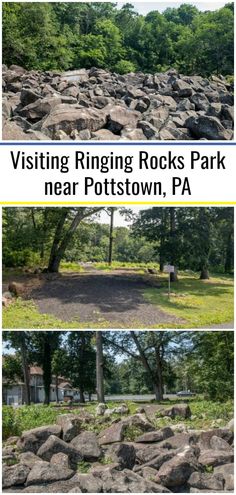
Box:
3;331;234;404
3;2;234;76
3;207;234;279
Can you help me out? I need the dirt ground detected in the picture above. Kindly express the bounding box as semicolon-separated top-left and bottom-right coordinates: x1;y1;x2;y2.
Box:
3;269;184;327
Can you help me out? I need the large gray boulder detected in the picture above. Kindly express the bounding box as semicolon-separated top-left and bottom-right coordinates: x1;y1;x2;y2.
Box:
17;425;62;454
185;115;232;140
172;79;193;97
41;104;106;136
2;463;30;488
98;422;125;445
108;105;139;133
156;457;195;488
26;460;74;486
158;404;191;419
104;442;136;469
19;451;42;468
96;466;171;492
57;414;82;442
199;449;234;467
70;431;102;461
69;473;103;492
188;471;224;491
37;434;82;464
135;427;174;443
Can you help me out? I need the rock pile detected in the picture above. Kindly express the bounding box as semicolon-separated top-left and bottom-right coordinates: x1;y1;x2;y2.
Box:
2;406;234;492
2;65;234;141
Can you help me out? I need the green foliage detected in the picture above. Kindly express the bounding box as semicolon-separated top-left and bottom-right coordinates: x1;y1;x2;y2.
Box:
3;354;23;384
154;399;233;430
123;425;144;441
3;404;58;439
2;2;234;76
114;60;136;74
77;461;91;473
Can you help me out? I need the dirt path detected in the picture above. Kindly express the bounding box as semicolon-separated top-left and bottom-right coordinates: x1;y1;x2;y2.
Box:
26;270;183;328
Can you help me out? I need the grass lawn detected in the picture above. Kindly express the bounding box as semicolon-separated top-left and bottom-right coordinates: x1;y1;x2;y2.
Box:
143;272;234;328
2;300;112;329
3;397;233;440
94;261;160;271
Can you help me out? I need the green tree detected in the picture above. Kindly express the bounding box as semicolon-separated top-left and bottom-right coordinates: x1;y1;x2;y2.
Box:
66;332;96;402
30;332;62;405
3;331;31;405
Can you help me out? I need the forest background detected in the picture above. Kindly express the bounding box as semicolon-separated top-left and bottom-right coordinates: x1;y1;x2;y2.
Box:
2;2;234;77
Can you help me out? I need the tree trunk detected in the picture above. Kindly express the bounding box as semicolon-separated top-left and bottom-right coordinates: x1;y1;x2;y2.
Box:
20;334;31;405
130;332;163;402
47;210;69;272
48;208;104;273
224;231;233;273
96;332;105;403
108;208;114;266
170;208;178;282
43;336;52;405
200;268;210;280
47;255;61;273
79;388;85;403
153;382;163;401
159;258;164;273
55;375;59;403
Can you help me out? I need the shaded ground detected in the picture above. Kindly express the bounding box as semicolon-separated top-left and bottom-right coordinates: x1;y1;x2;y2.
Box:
26;270;183;327
3;268;233;328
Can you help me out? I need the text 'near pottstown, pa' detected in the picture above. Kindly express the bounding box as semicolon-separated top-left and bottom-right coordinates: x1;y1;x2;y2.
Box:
9;149;227;197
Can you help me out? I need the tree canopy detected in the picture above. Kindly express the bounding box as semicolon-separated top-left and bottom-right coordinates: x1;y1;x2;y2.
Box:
2;207;234;277
3;330;234;403
2;2;234;76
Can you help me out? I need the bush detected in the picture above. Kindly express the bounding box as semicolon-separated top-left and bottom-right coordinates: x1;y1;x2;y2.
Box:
114;60;136;74
3;248;41;268
3;405;58;439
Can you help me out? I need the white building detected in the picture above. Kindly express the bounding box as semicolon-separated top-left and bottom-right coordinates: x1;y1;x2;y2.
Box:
3;366;80;405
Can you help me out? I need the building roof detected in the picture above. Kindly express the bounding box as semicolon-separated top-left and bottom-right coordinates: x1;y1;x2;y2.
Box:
30;366;43;375
59;382;73;389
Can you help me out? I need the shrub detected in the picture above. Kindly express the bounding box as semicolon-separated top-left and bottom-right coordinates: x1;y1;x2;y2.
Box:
114;60;136;74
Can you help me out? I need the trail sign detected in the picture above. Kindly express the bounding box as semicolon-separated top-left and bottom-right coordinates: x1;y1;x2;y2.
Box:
164;265;174;273
164;265;175;298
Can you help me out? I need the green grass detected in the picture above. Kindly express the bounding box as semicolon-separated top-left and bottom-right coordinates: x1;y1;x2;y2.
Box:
143;273;234;328
3;398;233;441
77;461;91;473
153;398;233;430
60;262;84;272
94;261;160;272
2;299;112;329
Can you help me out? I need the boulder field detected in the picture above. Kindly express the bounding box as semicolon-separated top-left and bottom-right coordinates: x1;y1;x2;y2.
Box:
2;404;234;492
2;65;234;141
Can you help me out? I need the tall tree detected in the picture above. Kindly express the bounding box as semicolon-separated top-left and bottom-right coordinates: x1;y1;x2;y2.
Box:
96;331;105;402
47;207;103;272
104;331;189;401
3;331;31;405
108;208;115;265
30;332;62;405
66;332;96;402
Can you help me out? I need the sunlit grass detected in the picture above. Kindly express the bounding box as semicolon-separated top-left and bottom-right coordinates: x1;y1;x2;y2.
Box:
143;273;234;328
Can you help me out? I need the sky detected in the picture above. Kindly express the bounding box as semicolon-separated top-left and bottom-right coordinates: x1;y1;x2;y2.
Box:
98;207;150;227
117;1;228;14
